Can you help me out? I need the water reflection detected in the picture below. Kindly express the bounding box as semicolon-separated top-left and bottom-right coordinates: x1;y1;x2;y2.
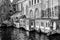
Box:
29;30;49;40
11;28;28;40
0;27;60;40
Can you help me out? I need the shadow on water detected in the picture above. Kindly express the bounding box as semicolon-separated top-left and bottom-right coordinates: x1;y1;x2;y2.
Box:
11;27;28;40
29;30;36;40
29;29;42;40
1;24;14;40
1;24;60;40
0;24;28;40
19;27;27;31
29;30;60;40
48;33;60;40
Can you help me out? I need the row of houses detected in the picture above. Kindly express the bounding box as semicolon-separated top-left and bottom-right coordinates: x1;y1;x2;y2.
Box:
10;0;60;34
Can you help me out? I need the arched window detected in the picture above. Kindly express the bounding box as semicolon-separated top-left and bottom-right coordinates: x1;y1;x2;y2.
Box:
18;3;22;11
47;8;51;18
41;10;45;17
32;0;33;5
35;0;36;4
30;10;34;18
35;8;40;18
41;22;44;26
37;0;39;3
29;1;31;6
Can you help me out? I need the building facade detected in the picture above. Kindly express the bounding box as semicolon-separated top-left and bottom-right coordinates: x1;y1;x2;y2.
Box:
10;0;60;33
28;0;41;19
10;0;26;28
23;0;29;18
41;0;59;19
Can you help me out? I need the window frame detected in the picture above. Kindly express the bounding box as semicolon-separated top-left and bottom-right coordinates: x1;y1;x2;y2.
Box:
37;0;39;3
32;0;33;5
34;0;36;4
41;22;44;27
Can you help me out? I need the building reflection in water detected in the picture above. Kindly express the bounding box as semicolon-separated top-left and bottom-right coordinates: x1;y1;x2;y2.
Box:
11;27;28;40
0;26;60;40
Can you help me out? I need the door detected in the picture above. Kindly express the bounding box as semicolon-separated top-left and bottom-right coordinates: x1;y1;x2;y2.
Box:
35;20;40;31
25;19;29;31
19;18;26;28
53;21;56;30
29;19;35;31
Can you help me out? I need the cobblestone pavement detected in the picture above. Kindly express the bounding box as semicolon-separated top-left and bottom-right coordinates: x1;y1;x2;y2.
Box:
0;28;60;40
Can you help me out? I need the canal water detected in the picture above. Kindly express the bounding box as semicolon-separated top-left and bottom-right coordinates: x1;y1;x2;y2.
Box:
0;27;60;40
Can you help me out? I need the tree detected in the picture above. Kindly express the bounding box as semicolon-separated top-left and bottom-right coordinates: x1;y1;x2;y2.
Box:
0;0;13;24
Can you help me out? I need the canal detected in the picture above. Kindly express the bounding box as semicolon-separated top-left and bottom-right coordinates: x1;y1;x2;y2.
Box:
0;27;60;40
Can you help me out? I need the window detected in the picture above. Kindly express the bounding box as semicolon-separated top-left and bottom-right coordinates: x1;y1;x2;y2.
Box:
52;11;54;17
13;4;16;12
44;11;46;17
18;3;22;11
35;8;39;18
41;10;44;17
26;5;28;16
46;10;48;17
48;22;50;27
35;0;36;4
16;17;18;19
47;8;51;17
46;22;50;27
37;0;39;3
31;22;33;25
55;7;58;16
29;1;31;6
41;22;44;26
46;22;47;27
32;0;33;5
15;17;19;23
30;10;33;18
16;4;18;11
